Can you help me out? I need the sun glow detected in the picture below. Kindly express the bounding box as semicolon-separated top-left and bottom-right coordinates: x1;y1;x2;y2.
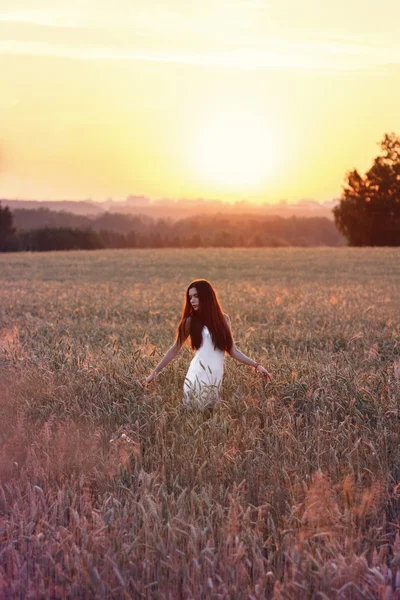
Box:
192;110;279;193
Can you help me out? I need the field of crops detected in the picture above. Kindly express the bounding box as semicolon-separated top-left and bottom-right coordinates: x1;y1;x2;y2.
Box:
1;247;400;599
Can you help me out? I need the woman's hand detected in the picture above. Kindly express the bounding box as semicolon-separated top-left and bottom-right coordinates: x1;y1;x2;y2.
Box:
256;364;272;382
144;371;157;385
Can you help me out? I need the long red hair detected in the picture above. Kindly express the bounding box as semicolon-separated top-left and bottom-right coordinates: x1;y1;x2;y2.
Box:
176;279;233;352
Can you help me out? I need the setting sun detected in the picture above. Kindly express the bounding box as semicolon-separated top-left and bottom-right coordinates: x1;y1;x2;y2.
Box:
192;110;278;192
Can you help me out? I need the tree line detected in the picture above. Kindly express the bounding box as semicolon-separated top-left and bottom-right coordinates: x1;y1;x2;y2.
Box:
0;208;344;251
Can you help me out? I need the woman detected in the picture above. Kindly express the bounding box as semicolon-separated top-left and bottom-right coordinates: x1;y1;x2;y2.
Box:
145;279;271;409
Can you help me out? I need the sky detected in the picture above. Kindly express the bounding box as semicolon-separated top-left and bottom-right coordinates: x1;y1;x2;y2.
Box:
0;0;399;204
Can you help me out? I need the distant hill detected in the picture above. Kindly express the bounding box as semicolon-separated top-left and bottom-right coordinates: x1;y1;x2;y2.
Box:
12;208;93;230
12;208;153;233
1;199;104;216
2;197;339;221
9;207;345;247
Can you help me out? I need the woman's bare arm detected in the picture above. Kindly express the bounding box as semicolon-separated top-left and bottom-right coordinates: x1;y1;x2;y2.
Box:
225;314;271;380
145;317;191;384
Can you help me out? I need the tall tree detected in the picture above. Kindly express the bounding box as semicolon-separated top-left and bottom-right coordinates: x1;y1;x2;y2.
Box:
333;133;400;246
0;202;15;249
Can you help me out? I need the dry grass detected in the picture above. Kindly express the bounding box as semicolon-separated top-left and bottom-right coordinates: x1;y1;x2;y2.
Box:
0;247;400;599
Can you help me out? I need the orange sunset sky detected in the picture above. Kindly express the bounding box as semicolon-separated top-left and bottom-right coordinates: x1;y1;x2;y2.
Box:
0;0;399;205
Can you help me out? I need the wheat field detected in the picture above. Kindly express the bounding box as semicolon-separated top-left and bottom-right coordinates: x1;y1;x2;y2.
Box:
1;248;400;599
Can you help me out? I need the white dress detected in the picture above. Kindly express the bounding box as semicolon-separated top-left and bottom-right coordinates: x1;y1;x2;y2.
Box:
183;326;225;409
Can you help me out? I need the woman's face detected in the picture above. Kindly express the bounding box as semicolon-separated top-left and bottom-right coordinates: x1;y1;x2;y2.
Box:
188;287;200;311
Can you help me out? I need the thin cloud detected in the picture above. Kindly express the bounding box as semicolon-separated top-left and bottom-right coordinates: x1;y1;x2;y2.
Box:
0;9;85;28
0;4;266;32
0;2;399;72
0;38;397;74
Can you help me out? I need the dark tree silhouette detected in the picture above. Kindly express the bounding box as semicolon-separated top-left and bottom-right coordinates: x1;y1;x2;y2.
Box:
333;133;400;246
0;202;16;250
20;227;104;251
